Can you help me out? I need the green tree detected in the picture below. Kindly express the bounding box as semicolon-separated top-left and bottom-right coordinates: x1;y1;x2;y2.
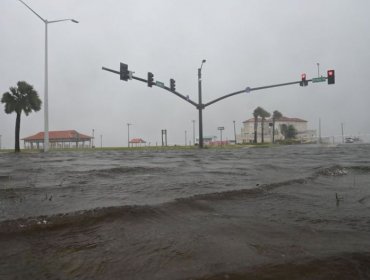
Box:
1;81;42;152
272;110;283;143
286;125;297;139
259;108;270;143
280;124;297;140
280;124;288;139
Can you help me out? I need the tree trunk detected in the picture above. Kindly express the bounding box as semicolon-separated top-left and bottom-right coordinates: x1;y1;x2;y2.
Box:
261;118;265;143
15;112;21;152
254;117;258;143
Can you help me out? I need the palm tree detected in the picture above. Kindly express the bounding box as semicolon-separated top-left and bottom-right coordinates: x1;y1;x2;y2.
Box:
272;110;283;143
1;81;42;152
280;124;288;139
253;107;263;143
259;108;270;143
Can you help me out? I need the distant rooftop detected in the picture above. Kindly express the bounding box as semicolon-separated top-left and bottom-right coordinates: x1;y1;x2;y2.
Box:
243;116;307;123
22;130;92;141
129;138;146;144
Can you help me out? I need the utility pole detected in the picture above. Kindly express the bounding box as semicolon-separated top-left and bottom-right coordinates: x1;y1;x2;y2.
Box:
185;130;187;146
218;127;224;147
341;123;344;143
317;62;320;77
0;134;2;149
192;120;195;145
233;120;236;144
127;123;132;148
198;60;206;148
92;129;95;148
319;118;322;144
100;134;103;148
161;129;167;146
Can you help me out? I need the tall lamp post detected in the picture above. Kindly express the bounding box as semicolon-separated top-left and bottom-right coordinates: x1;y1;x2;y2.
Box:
198;59;206;148
17;0;78;152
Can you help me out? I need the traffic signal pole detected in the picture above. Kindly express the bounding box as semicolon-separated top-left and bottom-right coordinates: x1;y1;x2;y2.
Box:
198;68;204;148
102;64;333;148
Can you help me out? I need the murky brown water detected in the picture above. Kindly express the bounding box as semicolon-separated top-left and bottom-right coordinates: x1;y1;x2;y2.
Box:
1;144;370;279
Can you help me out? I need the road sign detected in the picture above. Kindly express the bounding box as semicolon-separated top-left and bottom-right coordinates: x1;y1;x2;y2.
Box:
217;127;224;130
155;81;165;88
312;77;326;83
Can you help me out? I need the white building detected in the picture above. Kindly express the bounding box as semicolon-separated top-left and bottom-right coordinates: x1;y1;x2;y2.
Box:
238;116;317;143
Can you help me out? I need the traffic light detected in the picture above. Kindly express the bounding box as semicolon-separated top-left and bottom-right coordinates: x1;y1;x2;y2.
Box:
147;72;154;87
327;70;335;84
300;73;308;86
170;78;176;91
120;63;129;81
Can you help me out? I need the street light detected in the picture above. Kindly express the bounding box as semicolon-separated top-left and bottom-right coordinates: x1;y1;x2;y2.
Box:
17;0;78;152
198;59;206;148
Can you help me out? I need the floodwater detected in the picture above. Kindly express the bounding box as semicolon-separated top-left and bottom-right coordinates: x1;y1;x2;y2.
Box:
0;144;370;279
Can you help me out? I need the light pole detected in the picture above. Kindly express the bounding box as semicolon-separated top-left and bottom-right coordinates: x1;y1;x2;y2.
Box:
233;120;236;144
185;130;187;146
319;118;322;144
127;123;132;147
92;129;95;148
0;134;2;149
17;0;78;152
317;62;320;77
218;127;224;147
192;120;195;145
100;134;103;148
198;59;206;148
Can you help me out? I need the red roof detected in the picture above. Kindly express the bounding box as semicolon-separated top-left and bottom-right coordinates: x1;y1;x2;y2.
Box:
22;130;92;141
243;117;307;123
129;138;146;144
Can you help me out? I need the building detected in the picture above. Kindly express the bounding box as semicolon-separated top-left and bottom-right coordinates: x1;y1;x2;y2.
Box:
129;138;146;147
22;130;93;149
238;116;316;143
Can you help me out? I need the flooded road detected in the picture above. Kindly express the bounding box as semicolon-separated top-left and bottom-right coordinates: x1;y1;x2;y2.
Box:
1;144;370;279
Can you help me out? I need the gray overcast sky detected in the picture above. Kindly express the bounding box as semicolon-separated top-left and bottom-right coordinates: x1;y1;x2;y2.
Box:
1;0;370;148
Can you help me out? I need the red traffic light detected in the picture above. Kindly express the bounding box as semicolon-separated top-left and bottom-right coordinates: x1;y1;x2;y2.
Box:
327;69;335;84
300;73;308;86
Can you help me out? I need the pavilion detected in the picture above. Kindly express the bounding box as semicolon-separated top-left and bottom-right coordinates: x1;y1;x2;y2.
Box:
129;138;146;147
22;130;93;149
